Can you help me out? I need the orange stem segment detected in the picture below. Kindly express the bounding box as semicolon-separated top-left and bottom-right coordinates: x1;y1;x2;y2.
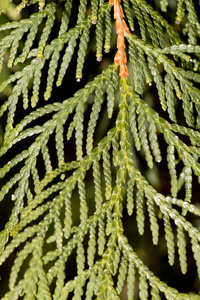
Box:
109;0;130;79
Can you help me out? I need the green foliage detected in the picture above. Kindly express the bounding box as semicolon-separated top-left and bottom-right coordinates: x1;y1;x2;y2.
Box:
0;0;200;299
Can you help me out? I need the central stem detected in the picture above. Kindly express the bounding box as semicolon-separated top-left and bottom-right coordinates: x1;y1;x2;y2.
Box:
109;0;130;79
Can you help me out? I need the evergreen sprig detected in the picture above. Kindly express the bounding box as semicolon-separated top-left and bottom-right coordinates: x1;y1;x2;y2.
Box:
0;0;200;299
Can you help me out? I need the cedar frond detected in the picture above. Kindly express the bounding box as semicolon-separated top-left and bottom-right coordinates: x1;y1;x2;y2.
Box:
1;1;200;299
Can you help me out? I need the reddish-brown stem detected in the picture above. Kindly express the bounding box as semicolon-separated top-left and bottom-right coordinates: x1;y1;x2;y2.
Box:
109;0;130;79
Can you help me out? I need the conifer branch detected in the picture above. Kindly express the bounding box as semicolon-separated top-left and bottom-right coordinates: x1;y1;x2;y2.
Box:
0;0;200;299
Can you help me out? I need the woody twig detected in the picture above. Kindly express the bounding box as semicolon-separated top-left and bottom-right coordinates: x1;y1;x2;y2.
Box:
109;0;130;79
